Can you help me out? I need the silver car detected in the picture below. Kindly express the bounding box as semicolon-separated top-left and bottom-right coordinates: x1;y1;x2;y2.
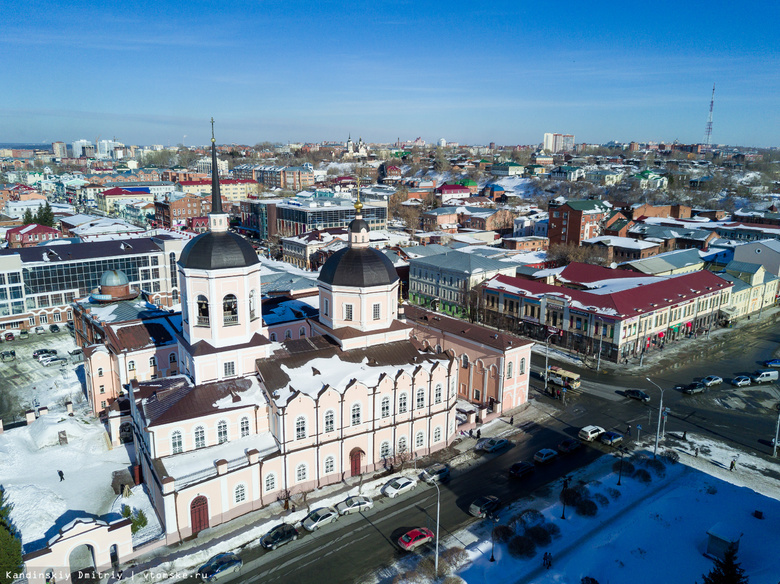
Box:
335;495;373;516
302;507;338;532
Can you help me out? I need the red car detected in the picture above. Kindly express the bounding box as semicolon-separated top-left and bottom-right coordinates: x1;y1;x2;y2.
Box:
398;527;434;551
4;332;14;341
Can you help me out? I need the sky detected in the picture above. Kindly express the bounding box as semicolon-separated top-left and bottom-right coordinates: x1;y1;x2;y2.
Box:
1;0;778;148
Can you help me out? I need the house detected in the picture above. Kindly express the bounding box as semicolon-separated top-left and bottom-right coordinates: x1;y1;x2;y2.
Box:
732;239;780;277
5;223;61;248
628;224;719;252
491;162;524;176
585;169;623;186
547;199;611;246
549;166;584;181
619;248;706;276
715;261;779;321
581;236;660;263
630;170;668;190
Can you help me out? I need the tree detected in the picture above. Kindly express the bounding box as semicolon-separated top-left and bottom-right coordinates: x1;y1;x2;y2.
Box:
701;544;749;584
389;186;410;219
433;148;451;173
34;202;54;227
0;486;22;584
21;209;34;226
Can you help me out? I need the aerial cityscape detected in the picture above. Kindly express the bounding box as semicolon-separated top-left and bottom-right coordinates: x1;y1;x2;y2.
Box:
1;2;779;584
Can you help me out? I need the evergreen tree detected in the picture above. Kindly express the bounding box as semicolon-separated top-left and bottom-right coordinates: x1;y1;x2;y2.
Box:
22;209;34;226
701;544;749;584
34;202;54;227
0;486;22;584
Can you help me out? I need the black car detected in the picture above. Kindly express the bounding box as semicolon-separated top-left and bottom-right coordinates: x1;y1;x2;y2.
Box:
468;495;502;518
676;382;706;395
508;461;535;479
196;553;242;581
49;324;60;333
625;389;650;403
557;438;582;454
261;523;299;550
33;349;56;359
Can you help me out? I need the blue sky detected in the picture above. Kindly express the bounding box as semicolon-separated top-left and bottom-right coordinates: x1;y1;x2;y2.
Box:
2;1;778;147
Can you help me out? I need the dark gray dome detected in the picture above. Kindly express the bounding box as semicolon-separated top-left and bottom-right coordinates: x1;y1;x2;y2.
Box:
100;269;129;286
179;232;260;270
318;247;398;287
349;218;370;233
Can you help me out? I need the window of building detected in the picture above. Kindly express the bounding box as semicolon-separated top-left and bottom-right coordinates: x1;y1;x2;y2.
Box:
416;388;425;409
299;326;306;338
40;314;48;324
344;304;353;321
323;298;329;317
415;431;424;448
240;417;250;438
169;352;177;363
234;484;246;504
351;403;361;426
324;456;335;474
461;354;469;368
97;367;103;377
380;441;391;458
398;436;407;453
519;358;526;375
270;332;277;341
285;329;292;340
507;362;513;378
101;400;107;409
53;312;62;322
224;361;235;377
149;356;156;367
265;473;276;492
295;416;306;440
381;397;390;418
223;294;238;326
197;295;209;326
373;303;380;320
194;426;205;449
296;463;307;483
249;289;258;320
171;431;183;454
474;388;481;401
128;361;135;371
434;426;442;443
99;385;105;394
217;420;228;444
324;410;335;433
434;384;442;403
398;393;408;414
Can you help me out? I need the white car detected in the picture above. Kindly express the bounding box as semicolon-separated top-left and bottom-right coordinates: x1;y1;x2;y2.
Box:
302;507;338;532
701;375;723;387
381;476;417;499
578;425;605;442
533;448;558;464
732;376;751;387
479;438;510;453
335;495;373;515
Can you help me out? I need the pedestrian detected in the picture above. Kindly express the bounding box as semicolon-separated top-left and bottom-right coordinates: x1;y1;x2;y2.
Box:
626;424;632;437
58;470;64;481
730;459;736;472
510;416;514;425
683;431;687;441
542;552;548;568
476;429;481;439
695;447;699;458
469;428;474;438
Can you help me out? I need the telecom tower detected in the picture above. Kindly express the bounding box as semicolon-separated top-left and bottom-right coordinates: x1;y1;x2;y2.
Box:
703;83;715;150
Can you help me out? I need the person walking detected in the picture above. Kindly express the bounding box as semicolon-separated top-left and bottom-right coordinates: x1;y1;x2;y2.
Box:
695;447;699;458
730;458;736;472
58;470;64;481
510;416;514;425
476;429;481;439
626;424;632;437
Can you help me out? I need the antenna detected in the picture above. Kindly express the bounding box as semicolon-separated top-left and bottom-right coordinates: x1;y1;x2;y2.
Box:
703;83;715;150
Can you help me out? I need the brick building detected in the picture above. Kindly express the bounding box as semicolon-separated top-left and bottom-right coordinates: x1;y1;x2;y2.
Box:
547;199;610;246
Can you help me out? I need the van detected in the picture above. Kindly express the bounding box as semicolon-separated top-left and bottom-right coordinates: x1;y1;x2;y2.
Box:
750;369;779;384
578;425;605;442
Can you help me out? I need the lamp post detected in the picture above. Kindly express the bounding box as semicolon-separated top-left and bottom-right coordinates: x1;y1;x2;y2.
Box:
646;377;665;459
488;514;499;562
560;476;570;519
596;319;605;372
544;332;557;394
617;447;625;486
433;481;441;577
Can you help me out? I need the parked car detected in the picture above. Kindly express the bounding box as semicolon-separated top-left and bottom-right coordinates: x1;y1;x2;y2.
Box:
19;330;29;339
302;507;338;532
468;495;502;518
478;438;510;453
335;495;373;516
34;326;45;334
751;370;779;384
382;476;417;498
0;350;15;362
578;425;605;442
33;349;56;359
508;461;535;479
764;358;780;368
557;438;582;454
196;553;242;581
677;382;706;394
4;332;14;341
732;376;751;387
49;324;60;333
397;527;434;551
42;357;68;367
533;448;558;464
600;431;624;446
701;375;723;387
625;389;651;403
419;463;450;484
260;523;298;550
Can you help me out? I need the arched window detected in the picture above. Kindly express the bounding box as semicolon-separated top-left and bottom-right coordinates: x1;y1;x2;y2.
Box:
217;420;228;444
324;456;335;474
169;251;178;289
172;289;179;303
323;298;329;317
351;403;361;426
169;352;177;363
434;384;442;404
295;416;306;440
285;329;292;340
149;356;156;367
520;358;526;375
128;360;135;371
398;393;408;414
324;410;335;433
234;484;246;504
265;473;276;492
416;388;425;409
223;294;238;326
270;332;277;342
415;431;424;448
381;397;390;418
380;441;391;458
194;426;205;449
299;326;306;338
398;436;408;453
249;289;258;321
196;295;209;326
434;426;442;443
240;417;250;438
296;463;307;483
507;361;513;379
97;367;103;377
171;430;183;454
461;354;469;368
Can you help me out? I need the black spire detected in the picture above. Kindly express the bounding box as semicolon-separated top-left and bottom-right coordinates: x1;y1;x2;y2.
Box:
210;117;223;214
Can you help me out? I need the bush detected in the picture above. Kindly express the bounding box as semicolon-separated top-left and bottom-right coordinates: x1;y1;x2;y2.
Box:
543;523;561;539
661;449;679;464
121;505;132;518
492;524;514;544
416;557;450;580
441;547;468;570
518;508;545;529
644;458;666;477
613;460;635;475
130;509;148;534
575;499;598;517
507;535;537;559
593;493;610;507
524;525;552;546
561;485;589;507
630;452;648;465
633;469;652;484
606;487;621;500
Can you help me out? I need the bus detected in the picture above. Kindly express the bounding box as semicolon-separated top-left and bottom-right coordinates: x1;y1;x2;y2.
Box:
546;365;581;389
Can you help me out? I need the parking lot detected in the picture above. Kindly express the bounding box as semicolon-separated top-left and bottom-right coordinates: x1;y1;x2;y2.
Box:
0;328;86;425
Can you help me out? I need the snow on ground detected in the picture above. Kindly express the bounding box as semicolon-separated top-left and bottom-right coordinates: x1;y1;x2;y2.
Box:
0;408;133;552
110;485;164;548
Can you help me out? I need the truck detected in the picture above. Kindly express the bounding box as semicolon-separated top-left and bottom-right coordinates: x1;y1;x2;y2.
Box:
546;365;581;389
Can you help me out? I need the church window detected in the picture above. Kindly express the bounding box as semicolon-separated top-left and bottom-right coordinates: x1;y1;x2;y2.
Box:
296;463;307;483
223;294;238;326
520;358;526;374
97;367;103;377
299;326;306;338
196;295;209;326
194;426;205;448
473;388;481;401
323;298;329;317
99;385;105;394
270;333;276;341
434;426;442;443
380;441;391;458
265;473;276;492
171;431;183;454
373;303;380;320
217;420;228;444
398;436;408;453
381;397;390;418
169;352;177;363
224;361;235;377
285;329;292;340
416;388;425;409
324;456;335;474
128;361;135;371
295;416;306;440
461;354;469;368
351;403;361;426
249;290;258;321
434;384;442;404
234;484;246;504
324;410;335;433
150;356;156;367
172;289;179;303
398;393;408;414
240;417;250;438
415;431;424;448
507;362;513;379
344;304;353;321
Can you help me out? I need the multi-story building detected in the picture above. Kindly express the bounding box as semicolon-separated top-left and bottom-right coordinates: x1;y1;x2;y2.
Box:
239;198;283;240
547;199;610;246
155;192;218;229
52;142;68;159
177;179;260;202
581;236;660;263
254;165;316;190
543;133;575;153
276;198;387;237
195;156;229;176
5;224;61;248
71;139;93;158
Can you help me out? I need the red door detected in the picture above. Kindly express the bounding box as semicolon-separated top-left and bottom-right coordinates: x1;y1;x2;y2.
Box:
349;449;363;477
190;496;209;535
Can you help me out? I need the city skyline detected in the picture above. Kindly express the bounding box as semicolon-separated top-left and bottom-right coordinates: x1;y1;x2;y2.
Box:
2;1;778;147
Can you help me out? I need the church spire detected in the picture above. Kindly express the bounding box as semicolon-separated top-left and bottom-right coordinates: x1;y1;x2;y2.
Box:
210;117;223;215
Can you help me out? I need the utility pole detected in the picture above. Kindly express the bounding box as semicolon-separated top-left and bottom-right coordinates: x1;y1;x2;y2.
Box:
703;83;715;150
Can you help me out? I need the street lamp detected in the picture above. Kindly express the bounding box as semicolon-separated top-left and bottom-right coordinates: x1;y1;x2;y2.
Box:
560;476;570;519
488;514;499;562
596;318;605;372
617;447;626;486
433;481;441;577
646;377;665;459
544;332;557;394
